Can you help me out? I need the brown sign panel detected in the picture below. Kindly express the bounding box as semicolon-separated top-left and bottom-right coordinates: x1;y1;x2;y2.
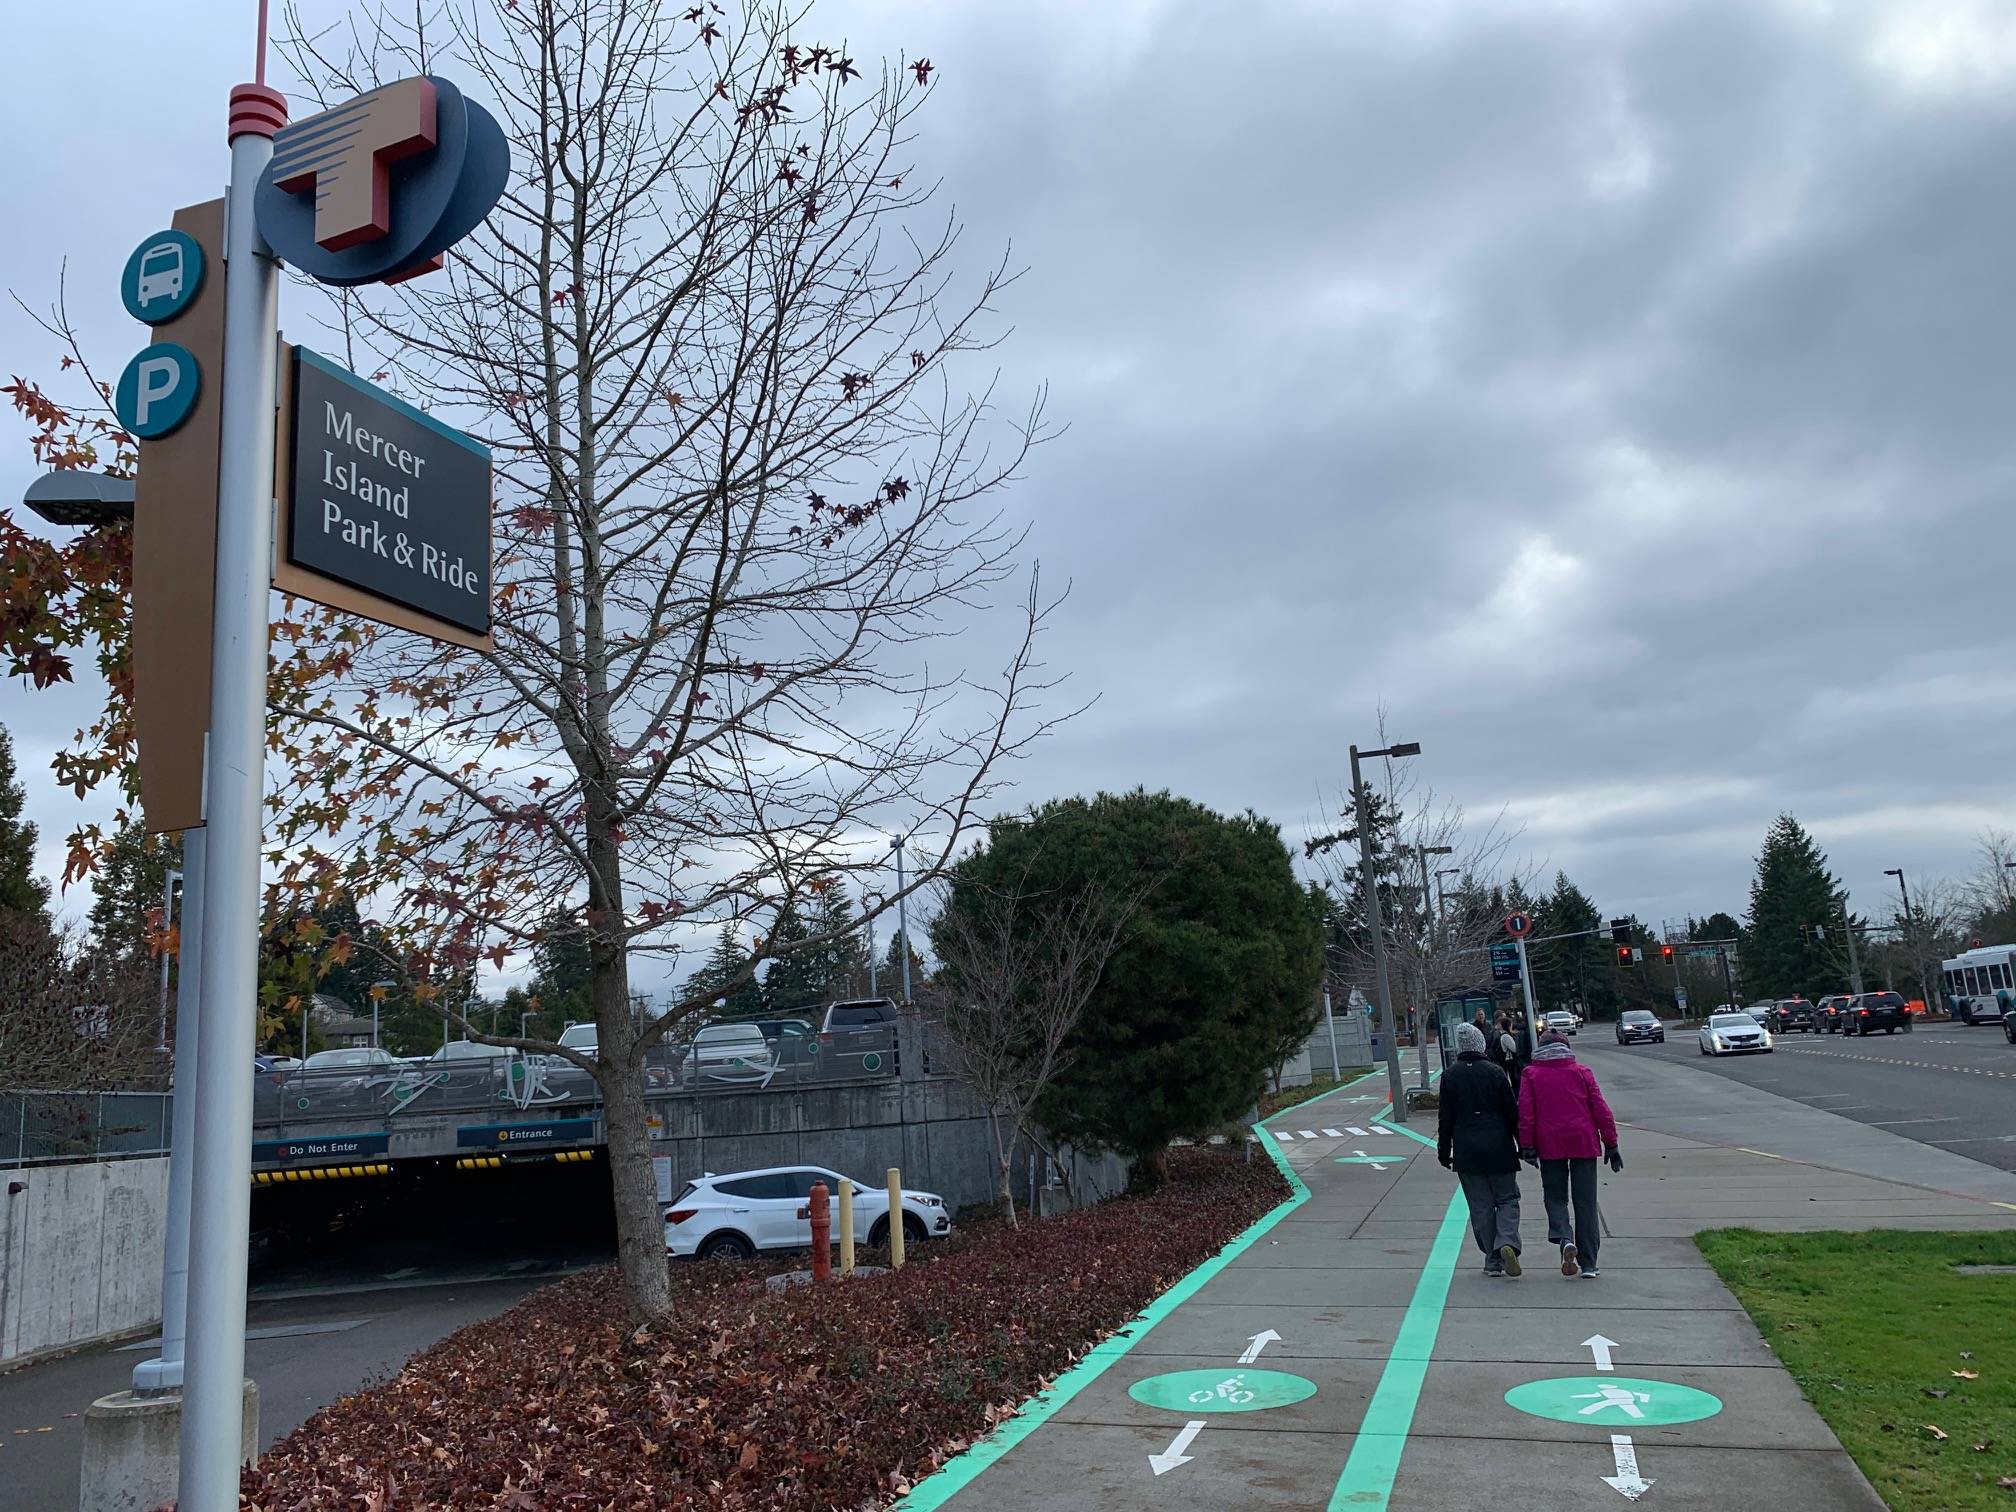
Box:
131;200;224;836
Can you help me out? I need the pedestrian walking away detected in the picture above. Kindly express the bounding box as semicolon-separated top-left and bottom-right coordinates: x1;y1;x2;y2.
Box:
1437;1021;1524;1278
1490;1011;1523;1095
1516;1029;1621;1279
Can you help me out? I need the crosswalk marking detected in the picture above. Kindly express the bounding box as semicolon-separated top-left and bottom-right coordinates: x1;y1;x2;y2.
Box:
1347;1126;1370;1136
1322;1128;1343;1138
1297;1130;1319;1139
1273;1131;1296;1144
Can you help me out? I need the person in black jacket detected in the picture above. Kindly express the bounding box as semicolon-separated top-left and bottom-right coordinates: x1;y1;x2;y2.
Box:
1437;1020;1524;1277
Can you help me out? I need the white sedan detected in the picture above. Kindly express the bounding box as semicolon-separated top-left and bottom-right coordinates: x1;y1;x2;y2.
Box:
1698;1011;1773;1056
664;1164;952;1260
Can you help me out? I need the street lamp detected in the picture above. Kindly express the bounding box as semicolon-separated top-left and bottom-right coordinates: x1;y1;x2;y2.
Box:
369;980;397;1051
1350;739;1420;1121
1413;843;1453;1090
21;469;135;526
157;866;184;1052
889;835;913;1004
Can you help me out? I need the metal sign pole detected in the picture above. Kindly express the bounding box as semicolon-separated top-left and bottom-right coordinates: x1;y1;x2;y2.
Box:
178;78;286;1512
1323;989;1341;1081
1516;936;1541;1046
133;828;204;1396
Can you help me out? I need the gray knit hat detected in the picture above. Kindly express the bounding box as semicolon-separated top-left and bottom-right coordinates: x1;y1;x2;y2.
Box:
1455;1021;1487;1056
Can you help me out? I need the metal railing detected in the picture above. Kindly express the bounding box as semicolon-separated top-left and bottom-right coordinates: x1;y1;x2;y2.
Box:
2;1090;174;1166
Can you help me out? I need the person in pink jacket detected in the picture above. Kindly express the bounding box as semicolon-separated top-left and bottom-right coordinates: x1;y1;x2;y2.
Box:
1516;1029;1620;1278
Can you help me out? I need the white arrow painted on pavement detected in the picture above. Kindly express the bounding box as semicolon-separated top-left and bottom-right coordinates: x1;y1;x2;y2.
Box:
1238;1329;1282;1364
1601;1433;1654;1500
1352;1149;1393;1171
1149;1420;1206;1476
1583;1334;1618;1372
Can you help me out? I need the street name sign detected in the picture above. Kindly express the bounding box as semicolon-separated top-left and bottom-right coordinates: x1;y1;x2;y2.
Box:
282;346;492;638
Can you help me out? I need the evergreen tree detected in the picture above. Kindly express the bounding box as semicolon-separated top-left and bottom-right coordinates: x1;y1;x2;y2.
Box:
760;906;826;1013
878;925;927;998
1745;815;1848;1000
688;926;764;1017
87;821;177;961
529;908;595;1025
0;721;50;927
812;886;867;998
950;789;1323;1184
1532;871;1618;1020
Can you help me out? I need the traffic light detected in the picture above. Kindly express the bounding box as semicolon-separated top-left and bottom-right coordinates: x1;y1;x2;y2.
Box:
1609;918;1632;945
1660;944;1674;961
1616;945;1633;968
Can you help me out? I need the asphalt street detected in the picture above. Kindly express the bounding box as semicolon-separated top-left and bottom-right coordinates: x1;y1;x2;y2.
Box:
1588;1018;2016;1174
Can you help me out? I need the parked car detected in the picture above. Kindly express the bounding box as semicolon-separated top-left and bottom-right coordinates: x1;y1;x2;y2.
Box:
1615;1010;1665;1045
753;1017;821;1066
557;1022;598;1055
302;1047;401;1073
685;1020;775;1082
1699;1011;1772;1056
1840;990;1912;1036
664;1164;952;1259
819;997;902;1068
1771;998;1818;1033
1543;1010;1579;1037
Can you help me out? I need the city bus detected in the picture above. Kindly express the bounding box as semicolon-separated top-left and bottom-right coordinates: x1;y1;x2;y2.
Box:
1939;944;2016;1024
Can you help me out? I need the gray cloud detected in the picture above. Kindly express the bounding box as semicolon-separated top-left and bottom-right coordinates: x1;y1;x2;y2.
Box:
4;0;2013;968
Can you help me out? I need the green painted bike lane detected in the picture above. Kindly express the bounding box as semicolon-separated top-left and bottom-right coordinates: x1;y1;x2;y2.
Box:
896;1069;1470;1512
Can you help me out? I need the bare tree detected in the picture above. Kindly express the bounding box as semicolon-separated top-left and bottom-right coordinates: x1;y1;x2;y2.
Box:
0;919;161;1094
1870;874;1966;1008
924;862;1144;1227
264;0;1063;1318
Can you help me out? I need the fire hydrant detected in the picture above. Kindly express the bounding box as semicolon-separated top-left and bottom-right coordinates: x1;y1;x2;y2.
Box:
808;1181;831;1283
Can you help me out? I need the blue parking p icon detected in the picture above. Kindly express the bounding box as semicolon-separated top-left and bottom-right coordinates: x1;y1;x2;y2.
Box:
114;343;201;440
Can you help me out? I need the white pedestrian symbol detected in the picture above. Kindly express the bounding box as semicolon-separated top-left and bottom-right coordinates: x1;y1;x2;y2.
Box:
1573;1384;1653;1419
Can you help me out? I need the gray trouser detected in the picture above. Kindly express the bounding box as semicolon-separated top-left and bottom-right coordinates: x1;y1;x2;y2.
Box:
1457;1170;1522;1260
1541;1157;1600;1268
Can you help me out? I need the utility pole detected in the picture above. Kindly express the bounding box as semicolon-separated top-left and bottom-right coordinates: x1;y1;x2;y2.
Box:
1841;897;1865;995
1884;868;1931;1012
1350;739;1421;1121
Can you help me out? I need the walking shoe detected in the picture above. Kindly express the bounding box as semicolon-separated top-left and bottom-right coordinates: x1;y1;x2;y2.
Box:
1483;1262;1505;1277
1560;1242;1580;1277
1579;1267;1601;1279
1499;1244;1522;1277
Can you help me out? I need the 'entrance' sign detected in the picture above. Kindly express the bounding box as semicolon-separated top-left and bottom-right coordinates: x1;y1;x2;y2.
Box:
285;346;492;635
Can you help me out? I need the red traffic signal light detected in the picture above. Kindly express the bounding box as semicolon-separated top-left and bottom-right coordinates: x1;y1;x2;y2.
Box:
1616;945;1633;967
1660;944;1674;961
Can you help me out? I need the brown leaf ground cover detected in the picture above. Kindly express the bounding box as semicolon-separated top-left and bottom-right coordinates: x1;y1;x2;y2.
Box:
236;1146;1287;1510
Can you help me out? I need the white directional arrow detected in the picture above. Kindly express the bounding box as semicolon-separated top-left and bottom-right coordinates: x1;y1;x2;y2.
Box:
1583;1334;1618;1372
1352;1149;1393;1170
1149;1420;1206;1476
1238;1329;1282;1364
1601;1434;1654;1500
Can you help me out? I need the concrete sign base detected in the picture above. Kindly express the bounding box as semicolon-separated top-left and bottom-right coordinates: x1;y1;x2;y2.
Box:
78;1378;258;1512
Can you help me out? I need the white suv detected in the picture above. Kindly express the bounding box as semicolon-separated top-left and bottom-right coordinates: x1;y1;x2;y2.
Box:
664;1164;952;1260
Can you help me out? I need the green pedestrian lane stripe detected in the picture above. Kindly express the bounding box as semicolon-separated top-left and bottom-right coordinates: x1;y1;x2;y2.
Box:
1505;1376;1723;1427
1129;1368;1318;1414
891;1069;1389;1510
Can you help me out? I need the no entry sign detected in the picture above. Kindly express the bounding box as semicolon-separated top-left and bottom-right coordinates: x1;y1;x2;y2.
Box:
1504;911;1533;939
284;346;492;636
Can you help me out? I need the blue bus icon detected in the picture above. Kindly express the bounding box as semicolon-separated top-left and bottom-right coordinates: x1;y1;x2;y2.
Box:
121;229;205;325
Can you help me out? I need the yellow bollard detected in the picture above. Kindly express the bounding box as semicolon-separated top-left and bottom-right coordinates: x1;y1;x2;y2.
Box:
838;1179;856;1276
887;1167;905;1269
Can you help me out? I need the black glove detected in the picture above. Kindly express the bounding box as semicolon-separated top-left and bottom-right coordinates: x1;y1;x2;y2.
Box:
1606;1146;1623;1173
1437;1151;1452;1169
1519;1147;1539;1167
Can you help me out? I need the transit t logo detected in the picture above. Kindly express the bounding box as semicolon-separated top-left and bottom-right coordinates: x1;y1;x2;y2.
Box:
255;74;511;288
270;78;440;252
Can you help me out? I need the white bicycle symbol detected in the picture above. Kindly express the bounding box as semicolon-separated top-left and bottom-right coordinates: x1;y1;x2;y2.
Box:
1189;1374;1256;1406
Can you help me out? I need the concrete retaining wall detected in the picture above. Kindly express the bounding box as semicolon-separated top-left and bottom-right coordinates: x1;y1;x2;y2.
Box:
1275;1010;1377;1089
0;1156;167;1366
645;1077;1129;1213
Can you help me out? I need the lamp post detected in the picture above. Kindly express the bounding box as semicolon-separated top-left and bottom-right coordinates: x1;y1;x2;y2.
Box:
157;865;184;1052
1350;739;1420;1121
890;835;912;1004
1413;843;1452;1088
369;981;397;1051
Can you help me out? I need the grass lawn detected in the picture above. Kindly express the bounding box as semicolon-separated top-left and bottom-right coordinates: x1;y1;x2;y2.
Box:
1697;1228;2016;1512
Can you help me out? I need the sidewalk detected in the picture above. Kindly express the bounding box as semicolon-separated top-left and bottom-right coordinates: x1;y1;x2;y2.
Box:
897;1058;2016;1512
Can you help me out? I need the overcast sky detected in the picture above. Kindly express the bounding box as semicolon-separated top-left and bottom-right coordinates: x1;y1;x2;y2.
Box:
5;0;2014;985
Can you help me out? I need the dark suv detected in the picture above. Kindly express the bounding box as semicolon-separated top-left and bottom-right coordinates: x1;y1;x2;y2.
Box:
1772;998;1818;1033
1841;990;1912;1036
1816;994;1854;1033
